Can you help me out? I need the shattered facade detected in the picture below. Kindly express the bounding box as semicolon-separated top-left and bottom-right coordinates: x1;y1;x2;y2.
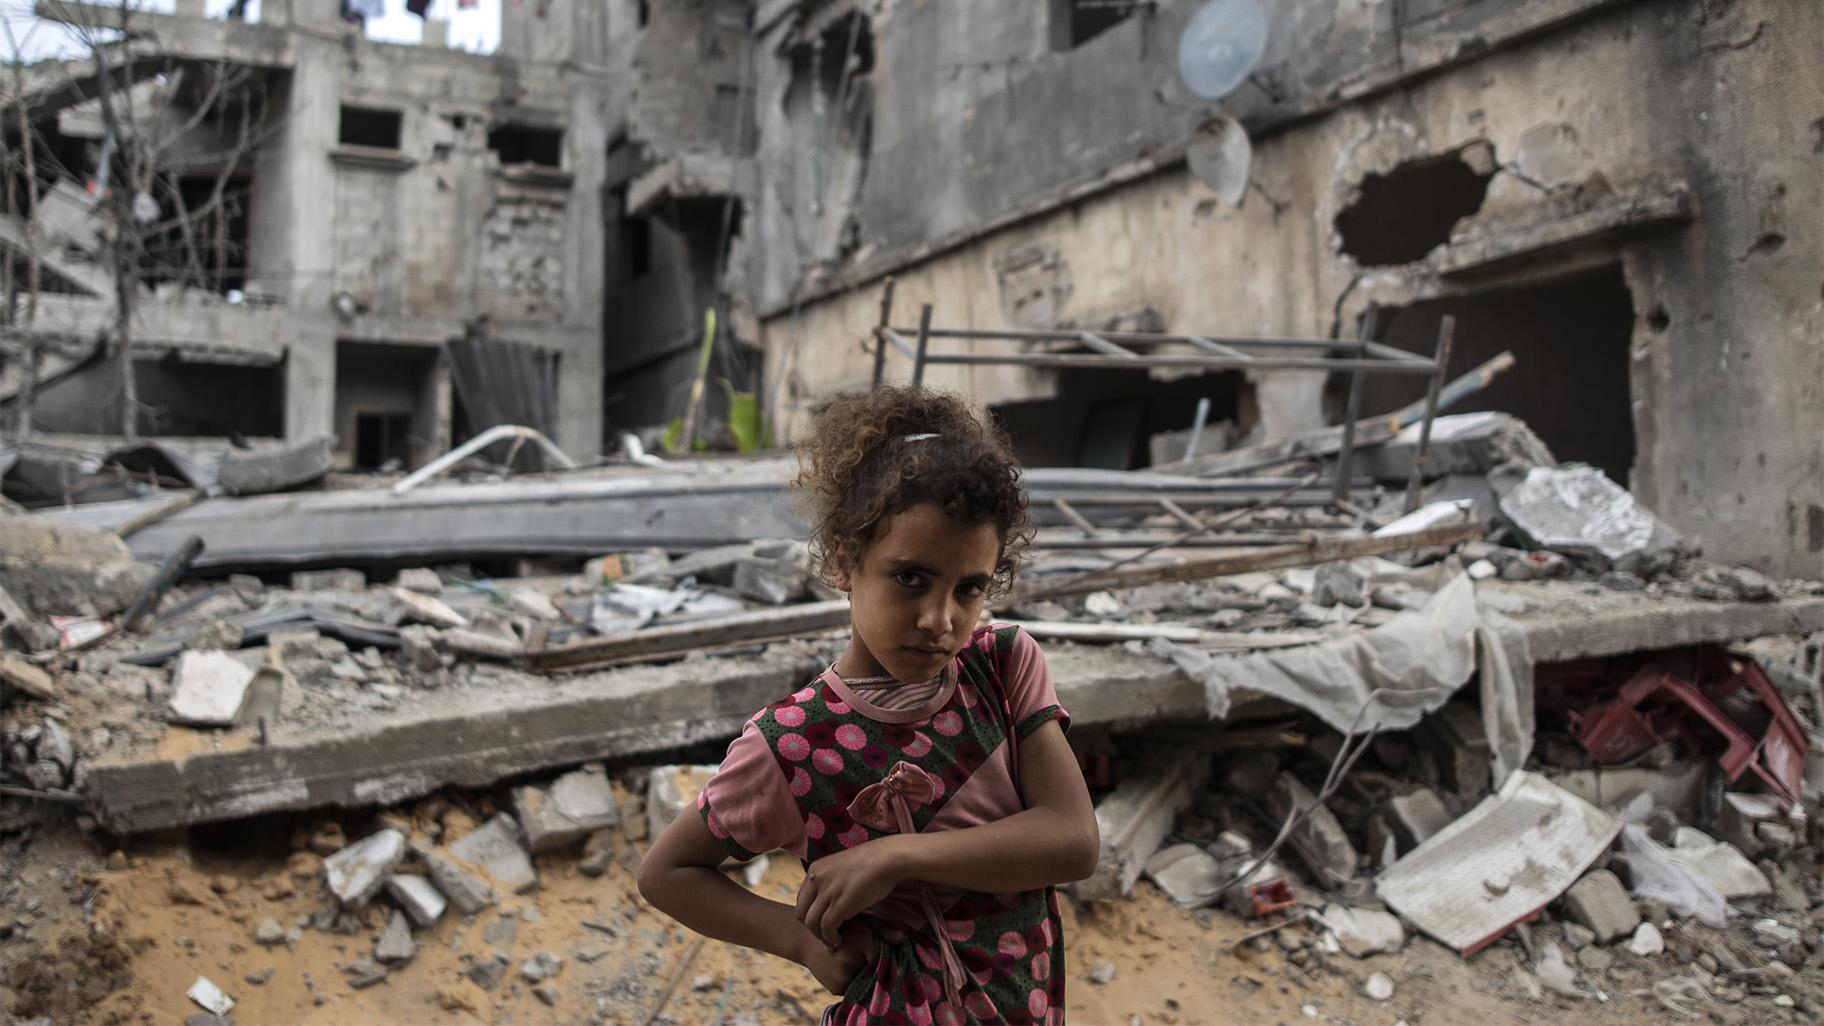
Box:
609;0;1822;577
2;0;609;466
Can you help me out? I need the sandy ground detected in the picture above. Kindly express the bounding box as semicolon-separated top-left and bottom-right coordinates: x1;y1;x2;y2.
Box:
3;804;1815;1026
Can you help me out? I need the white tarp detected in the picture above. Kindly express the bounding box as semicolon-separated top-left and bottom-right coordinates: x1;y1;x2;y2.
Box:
1377;771;1622;955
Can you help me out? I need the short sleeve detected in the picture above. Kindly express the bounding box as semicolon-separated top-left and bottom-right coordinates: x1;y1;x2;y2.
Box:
697;720;807;862
996;626;1070;739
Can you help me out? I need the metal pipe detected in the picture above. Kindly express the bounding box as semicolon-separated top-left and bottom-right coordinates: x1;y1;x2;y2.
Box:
915;352;1434;374
888;327;1365;351
1404;315;1457;514
1183;397;1212;460
871;277;895;388
1331;304;1378;505
392;425;576;496
911;303;933;387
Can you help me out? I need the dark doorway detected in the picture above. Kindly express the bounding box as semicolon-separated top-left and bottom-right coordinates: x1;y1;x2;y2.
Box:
1348;264;1638;484
992;368;1251;470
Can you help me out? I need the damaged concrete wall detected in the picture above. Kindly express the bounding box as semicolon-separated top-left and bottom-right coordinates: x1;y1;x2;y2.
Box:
755;0;1823;578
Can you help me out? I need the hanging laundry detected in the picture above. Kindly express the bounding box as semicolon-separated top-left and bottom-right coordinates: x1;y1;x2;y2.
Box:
406;0;432;16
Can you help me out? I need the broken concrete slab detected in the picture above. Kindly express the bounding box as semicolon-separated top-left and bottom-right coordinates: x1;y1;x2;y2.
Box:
1562;869;1639;944
374;909;416;964
1074;760;1195;901
77;589;1824;834
0;515;156;619
514;766;618;853
1498;465;1680;572
1319;905;1405;958
1142;843;1226;909
449;815;537;894
0;655;58;702
167;651;257;726
395;569;443;594
323;829;405;908
417;847;493;915
1718;792;1805;858
1663;827;1770;899
1266;772;1359;887
1364;412;1555;482
217;436;334;496
1386;788;1453;854
386;874;447;927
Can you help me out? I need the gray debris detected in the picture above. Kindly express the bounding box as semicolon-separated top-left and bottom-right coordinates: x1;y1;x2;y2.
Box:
1267;772;1359;886
467;955;507;990
386;874;448;927
1664;827;1771;899
395;568;443;594
514;766;619;853
398;626;443;673
1073;762;1195;901
254;917;286;946
732;543;810;605
1319;905;1405;958
1562;870;1640;944
437;628;524;661
1089;962;1117;985
290;568;366;592
218;437;334;496
1142;843;1226;909
1628;922;1664;956
343;958;388;989
1386;787;1453;853
374;910;416;964
1534;941;1585;1000
534;983;561;1006
168;651;257;726
392;588;469;629
520;950;563;983
1577;946;1613;973
1561;923;1595;951
1498;465;1680;572
449;814;537;893
323;829;405;908
1753;919;1800;948
646;764;719;842
1363;972;1394;1001
419;847;494;915
1312;562;1367;607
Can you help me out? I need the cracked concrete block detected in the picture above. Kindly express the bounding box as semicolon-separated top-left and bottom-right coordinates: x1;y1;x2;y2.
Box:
1562;869;1639;944
218;437;334;496
1718;792;1805;857
1267;772;1359;887
395;568;443;594
168;651;257;726
418;847;494;915
392;588;469;629
1319;905;1405;958
646;765;720;842
386;874;447;927
324;829;405;908
374;909;416;964
1142;843;1226;909
1386;787;1454;853
514;766;619;853
449;814;537;893
1072;761;1195;901
1665;828;1770;899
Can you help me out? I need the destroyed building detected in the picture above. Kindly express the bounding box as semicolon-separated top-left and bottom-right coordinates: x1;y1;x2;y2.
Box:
2;0;608;465
607;0;1821;578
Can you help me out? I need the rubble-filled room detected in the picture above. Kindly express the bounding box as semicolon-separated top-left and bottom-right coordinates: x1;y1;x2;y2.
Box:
3;1;1821;1025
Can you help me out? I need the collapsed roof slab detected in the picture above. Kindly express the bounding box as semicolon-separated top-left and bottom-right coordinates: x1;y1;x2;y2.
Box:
80;586;1824;834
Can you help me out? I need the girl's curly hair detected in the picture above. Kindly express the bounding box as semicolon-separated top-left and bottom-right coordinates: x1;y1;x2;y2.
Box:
795;386;1031;598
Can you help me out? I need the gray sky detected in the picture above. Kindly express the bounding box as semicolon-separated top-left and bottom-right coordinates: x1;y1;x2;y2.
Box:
2;0;501;64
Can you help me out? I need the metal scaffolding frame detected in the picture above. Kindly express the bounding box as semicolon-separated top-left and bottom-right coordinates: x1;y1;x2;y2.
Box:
867;281;1458;510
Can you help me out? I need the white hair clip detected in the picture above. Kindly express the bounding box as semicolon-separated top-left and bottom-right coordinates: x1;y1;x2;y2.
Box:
902;433;939;442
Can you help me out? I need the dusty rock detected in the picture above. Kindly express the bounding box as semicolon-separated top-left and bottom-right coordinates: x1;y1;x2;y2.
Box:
1319;906;1404;958
1561;923;1595;951
1535;942;1585;1000
1076;762;1195;900
168;651;257;726
579;829;616;878
1143;843;1225;909
1754;919;1800;948
374;910;416;964
520;950;562;982
1363;972;1394;1001
467;955;507;990
438;980;491;1014
392;587;468;628
534;982;561;1006
0;655;57;701
323;829;405;908
449;814;537;893
254;917;286;946
1089;962;1117;985
1665;827;1771;898
1563;869;1639;944
396;568;443;594
1386;788;1453;853
1268;772;1359;886
645;764;721;842
1629;922;1665;956
514;766;619;853
1313;563;1367;607
419;847;494;915
1577;946;1613;972
386;874;448;927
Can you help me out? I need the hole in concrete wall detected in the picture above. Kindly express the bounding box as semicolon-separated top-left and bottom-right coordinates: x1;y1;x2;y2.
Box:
138;174;253;293
354;411;413;470
611;186;653;281
488;124;564;168
637;0;649;28
1345;263;1638;484
992;369;1251;470
29;357;284;438
1335;151;1495;266
1647;305;1670;332
1052;0;1138;49
338;106;403;149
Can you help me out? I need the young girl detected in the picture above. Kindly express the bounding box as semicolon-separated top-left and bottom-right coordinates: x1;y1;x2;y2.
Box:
639;386;1099;1025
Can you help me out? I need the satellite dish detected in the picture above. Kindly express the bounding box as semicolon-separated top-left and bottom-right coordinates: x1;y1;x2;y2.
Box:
1177;0;1269;101
1186;115;1252;207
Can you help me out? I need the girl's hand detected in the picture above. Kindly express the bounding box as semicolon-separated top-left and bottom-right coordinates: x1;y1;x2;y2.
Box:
794;837;907;947
800;920;874;996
